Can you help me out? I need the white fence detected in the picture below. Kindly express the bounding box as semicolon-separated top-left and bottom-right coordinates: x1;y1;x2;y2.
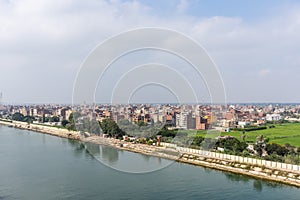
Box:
160;142;300;172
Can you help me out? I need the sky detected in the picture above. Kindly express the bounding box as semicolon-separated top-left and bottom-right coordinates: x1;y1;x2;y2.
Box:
1;0;300;104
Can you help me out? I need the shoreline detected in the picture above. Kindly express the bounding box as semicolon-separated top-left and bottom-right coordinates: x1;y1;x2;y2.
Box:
1;119;300;188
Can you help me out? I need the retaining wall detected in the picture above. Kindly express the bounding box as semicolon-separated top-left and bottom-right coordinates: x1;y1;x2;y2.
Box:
160;142;300;172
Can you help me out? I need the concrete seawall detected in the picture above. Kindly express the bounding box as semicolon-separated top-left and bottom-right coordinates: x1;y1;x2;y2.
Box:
177;152;300;188
1;119;300;187
160;142;300;173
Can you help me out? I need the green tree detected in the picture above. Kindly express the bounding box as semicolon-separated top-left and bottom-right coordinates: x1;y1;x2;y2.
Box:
66;123;76;131
23;115;35;124
157;126;176;137
64;112;81;131
254;135;267;157
216;137;247;154
50;116;60;122
137;120;147;127
191;136;204;146
78;118;101;135
255;145;264;157
12;112;24;121
202;138;217;150
61;119;70;127
241;131;247;142
266;143;289;157
99;118;125;138
68;112;81;124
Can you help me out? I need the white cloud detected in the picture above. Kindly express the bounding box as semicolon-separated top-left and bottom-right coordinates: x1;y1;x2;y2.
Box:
0;0;300;103
176;0;189;14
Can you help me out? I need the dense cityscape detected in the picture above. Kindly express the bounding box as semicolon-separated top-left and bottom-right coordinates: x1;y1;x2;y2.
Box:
1;103;300;130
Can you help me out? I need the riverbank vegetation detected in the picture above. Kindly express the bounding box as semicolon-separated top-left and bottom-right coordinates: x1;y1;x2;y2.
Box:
154;124;300;164
5;112;300;164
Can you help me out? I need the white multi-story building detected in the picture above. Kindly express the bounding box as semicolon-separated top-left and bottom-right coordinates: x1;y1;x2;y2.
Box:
176;112;188;129
266;114;282;121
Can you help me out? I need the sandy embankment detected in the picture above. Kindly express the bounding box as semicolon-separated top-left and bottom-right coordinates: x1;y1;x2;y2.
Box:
0;119;81;140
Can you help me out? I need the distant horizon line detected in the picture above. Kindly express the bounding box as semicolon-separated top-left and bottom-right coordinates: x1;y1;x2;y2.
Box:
1;102;300;106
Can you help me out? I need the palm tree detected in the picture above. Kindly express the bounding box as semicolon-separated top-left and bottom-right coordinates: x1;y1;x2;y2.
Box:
241;131;247;142
255;135;266;157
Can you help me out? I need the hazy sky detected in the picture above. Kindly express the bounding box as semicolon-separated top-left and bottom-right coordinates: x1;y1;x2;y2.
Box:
1;0;300;104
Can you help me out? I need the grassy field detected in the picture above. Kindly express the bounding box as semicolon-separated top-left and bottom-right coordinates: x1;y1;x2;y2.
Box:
226;123;300;147
178;123;300;147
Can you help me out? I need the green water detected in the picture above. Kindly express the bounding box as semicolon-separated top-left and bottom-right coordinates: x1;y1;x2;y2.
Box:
0;125;300;200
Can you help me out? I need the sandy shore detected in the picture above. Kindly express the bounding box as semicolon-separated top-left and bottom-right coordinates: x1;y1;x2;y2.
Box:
0;119;81;140
83;136;181;160
1;119;300;188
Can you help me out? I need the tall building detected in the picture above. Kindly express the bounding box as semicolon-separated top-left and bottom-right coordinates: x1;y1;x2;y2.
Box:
176;112;186;129
196;116;208;130
186;113;196;129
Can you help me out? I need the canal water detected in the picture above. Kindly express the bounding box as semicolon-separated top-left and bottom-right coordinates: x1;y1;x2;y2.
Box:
0;125;300;200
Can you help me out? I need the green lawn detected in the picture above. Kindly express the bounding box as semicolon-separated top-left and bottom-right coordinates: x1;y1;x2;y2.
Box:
225;123;300;147
177;123;300;147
